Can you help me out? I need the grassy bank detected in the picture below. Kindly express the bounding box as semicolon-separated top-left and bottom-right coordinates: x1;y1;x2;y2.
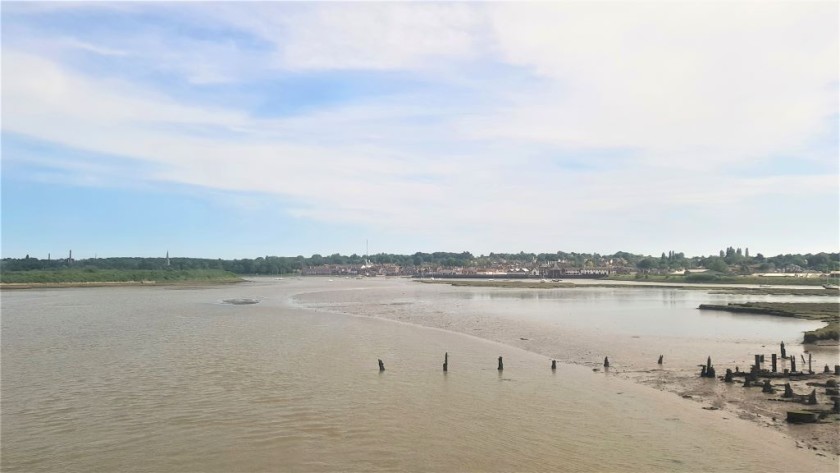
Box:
417;279;835;296
0;269;242;286
607;274;833;286
418;280;576;289
698;302;840;343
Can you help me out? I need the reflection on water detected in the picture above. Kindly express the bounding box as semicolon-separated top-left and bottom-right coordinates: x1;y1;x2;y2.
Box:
1;279;836;472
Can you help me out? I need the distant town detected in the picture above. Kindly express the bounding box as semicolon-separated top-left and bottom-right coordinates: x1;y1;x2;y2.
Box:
2;247;838;280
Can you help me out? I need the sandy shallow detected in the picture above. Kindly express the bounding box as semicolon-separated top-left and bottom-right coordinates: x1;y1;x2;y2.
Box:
291;277;840;462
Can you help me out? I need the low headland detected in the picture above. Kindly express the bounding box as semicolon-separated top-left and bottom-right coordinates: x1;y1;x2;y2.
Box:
417;278;838;296
0;269;242;289
698;302;840;343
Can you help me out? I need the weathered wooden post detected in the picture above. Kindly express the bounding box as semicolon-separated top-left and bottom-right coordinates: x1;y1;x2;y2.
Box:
754;354;761;372
707;356;712;373
762;379;774;393
443;352;448;372
604;357;610;368
807;389;817;405
658;355;663;365
743;376;752;387
800;354;806;365
791;357;797;373
834;398;840;414
824;364;830;373
835;364;840;375
700;365;707;377
783;383;793;398
551;359;557;370
378;359;385;371
760;354;765;363
498;356;503;371
780;341;786;359
808;353;812;374
771;353;777;373
724;369;733;383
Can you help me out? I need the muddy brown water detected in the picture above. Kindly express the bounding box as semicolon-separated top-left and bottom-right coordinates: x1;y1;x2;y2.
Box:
2;278;836;472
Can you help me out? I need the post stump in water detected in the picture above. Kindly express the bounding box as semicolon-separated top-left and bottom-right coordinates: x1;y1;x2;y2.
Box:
791;357;797;373
498;356;504;371
658;355;663;365
771;354;777;373
783;383;793;398
808;353;812;374
825;364;830;374
754;354;761;372
743;377;752;388
724;369;733;383
700;365;707;377
780;341;786;359
551;359;557;370
835;364;840;376
443;352;448;372
807;389;817;405
762;379;774;394
378;359;385;372
604;357;610;368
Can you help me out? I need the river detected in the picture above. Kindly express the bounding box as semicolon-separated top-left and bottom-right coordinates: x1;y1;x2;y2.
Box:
1;278;836;472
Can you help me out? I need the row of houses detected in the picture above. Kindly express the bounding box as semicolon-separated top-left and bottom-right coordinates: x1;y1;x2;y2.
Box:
301;261;633;278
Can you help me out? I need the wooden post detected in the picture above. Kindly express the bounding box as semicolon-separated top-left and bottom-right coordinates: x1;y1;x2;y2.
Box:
754;354;761;372
808;353;812;374
604;357;610;368
724;369;733;383
824;364;830;373
783;383;793;398
800;354;806;365
835;364;840;375
762;379;774;393
443;352;448;372
551;359;556;370
706;356;712;373
743;376;752;387
700;365;707;377
771;353;777;372
498;356;503;371
378;359;385;372
791;357;797;373
658;355;663;365
780;341;786;359
807;389;817;405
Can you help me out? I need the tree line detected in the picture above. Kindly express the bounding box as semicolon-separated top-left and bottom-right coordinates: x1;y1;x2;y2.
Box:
2;249;837;275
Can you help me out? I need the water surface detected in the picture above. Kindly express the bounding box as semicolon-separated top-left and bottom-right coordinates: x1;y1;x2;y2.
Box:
2;279;835;472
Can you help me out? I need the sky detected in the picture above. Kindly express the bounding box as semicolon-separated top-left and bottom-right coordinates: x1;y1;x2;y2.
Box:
1;1;838;260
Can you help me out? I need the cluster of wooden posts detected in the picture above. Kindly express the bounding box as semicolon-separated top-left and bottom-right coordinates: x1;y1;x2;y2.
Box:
377;342;839;424
698;341;840;423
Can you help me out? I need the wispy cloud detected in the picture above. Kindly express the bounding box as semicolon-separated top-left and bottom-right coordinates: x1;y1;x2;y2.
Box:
2;2;837;256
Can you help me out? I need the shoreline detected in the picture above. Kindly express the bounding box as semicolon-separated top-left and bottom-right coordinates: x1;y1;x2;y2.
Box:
296;279;840;460
417;278;838;296
0;279;244;290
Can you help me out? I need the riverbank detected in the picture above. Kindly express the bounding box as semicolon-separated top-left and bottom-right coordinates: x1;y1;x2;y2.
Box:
299;278;840;460
698;302;840;343
417;278;837;296
0;269;242;289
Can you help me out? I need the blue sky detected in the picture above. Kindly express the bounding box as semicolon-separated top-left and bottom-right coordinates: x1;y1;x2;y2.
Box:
2;2;838;259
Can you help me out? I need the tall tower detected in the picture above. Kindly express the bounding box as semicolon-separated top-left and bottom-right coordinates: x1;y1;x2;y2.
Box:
166;251;170;267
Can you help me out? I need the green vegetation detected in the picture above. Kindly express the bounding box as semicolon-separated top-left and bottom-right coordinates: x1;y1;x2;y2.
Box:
698;302;840;343
0;269;241;285
607;273;831;286
2;247;838;276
